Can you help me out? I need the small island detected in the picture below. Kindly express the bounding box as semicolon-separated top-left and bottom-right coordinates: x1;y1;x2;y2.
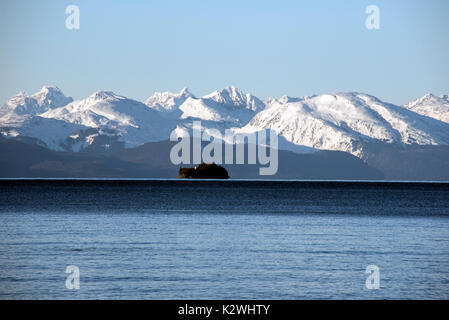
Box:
179;163;230;179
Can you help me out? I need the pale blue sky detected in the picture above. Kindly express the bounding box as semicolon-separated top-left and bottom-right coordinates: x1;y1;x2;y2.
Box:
1;0;448;105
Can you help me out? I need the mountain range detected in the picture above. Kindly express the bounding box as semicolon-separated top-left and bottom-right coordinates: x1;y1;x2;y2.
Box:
1;85;448;180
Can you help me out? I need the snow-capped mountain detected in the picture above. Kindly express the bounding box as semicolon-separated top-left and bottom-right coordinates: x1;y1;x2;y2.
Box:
203;86;265;112
146;87;194;114
0;86;73;126
0;86;85;150
144;86;264;126
1;86;449;158
402;93;449;124
237;92;449;157
40;90;177;149
178;86;265;125
31;86;74;111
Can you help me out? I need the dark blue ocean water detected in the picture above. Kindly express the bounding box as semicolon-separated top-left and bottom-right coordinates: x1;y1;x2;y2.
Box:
0;180;448;299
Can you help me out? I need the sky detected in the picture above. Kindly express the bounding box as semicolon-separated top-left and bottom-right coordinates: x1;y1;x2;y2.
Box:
0;0;448;105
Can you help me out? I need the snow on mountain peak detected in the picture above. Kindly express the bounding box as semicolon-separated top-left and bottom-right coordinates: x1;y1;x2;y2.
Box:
38;90;178;149
180;87;192;95
176;86;266;125
277;95;303;104
424;93;437;98
16;91;27;97
0;86;73;124
203;86;265;112
404;93;449;109
2;85;449;157
39;85;62;94
238;91;449;157
89;90;122;101
146;88;195;113
43;90;146;127
31;85;73;110
403;93;449;123
0;93;35;119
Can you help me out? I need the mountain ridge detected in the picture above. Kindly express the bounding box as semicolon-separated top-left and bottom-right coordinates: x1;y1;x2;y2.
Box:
1;86;449;161
403;93;449;124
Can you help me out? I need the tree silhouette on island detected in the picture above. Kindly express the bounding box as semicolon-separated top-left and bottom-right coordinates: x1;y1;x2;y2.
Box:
179;163;229;179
